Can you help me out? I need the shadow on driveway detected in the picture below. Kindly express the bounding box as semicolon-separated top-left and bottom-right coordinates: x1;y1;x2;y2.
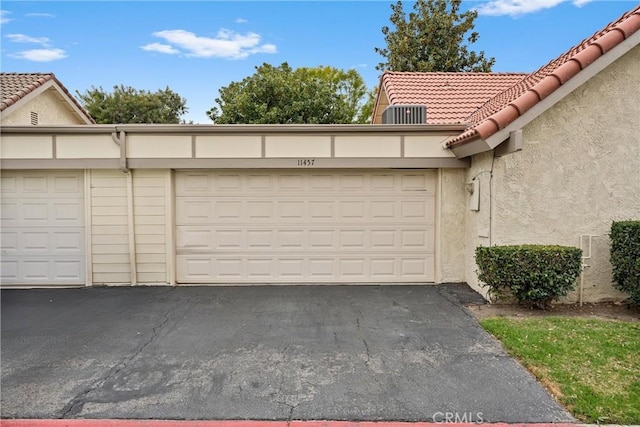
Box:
1;284;573;422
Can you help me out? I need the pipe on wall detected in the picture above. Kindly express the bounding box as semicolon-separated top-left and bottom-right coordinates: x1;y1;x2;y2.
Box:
126;171;137;286
111;130;129;173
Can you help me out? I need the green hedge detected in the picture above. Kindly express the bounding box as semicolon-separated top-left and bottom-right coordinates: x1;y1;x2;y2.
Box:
476;245;583;309
610;221;640;304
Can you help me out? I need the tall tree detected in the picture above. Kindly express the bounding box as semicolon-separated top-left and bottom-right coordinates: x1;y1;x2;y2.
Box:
77;85;188;124
207;63;371;124
375;0;495;72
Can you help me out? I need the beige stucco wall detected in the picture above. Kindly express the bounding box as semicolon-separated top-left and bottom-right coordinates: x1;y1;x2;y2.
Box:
0;88;86;125
463;152;494;297
439;169;467;283
466;45;640;303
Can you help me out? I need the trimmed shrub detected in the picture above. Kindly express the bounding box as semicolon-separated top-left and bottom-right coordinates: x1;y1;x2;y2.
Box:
610;221;640;304
476;245;583;309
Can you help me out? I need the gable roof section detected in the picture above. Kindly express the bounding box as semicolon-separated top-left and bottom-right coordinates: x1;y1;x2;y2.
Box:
0;72;95;124
446;5;640;149
378;72;527;124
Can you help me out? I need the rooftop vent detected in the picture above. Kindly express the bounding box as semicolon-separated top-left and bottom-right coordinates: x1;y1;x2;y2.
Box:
381;105;426;124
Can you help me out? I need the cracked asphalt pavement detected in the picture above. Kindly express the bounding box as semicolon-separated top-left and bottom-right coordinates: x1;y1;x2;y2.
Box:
1;285;573;422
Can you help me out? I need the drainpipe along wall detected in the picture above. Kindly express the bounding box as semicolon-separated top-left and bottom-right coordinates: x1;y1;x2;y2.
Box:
111;130;137;285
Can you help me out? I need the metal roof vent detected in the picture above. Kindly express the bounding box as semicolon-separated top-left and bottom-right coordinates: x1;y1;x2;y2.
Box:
382;105;426;124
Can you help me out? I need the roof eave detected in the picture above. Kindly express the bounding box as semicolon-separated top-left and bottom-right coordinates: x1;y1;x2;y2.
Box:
370;72;389;124
447;30;640;159
0;77;95;124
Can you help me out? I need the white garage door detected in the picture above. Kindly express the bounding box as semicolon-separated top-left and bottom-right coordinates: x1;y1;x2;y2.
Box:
1;171;85;286
176;170;436;283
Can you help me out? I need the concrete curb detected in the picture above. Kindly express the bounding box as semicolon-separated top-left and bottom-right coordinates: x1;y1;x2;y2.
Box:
0;420;589;427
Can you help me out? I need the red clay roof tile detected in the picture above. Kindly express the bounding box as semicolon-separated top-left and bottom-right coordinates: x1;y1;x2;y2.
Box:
447;5;640;147
380;72;528;124
0;72;95;123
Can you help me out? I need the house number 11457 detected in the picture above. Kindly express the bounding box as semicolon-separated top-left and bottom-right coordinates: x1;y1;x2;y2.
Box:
297;159;315;166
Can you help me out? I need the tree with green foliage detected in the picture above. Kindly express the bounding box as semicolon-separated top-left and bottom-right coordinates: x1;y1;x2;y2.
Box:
207;62;372;124
77;85;188;124
375;0;495;72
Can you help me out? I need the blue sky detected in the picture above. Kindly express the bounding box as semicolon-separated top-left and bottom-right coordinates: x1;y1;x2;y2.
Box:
1;1;637;123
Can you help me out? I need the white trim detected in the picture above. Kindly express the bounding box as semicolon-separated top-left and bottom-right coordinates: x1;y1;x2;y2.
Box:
450;139;493;158
127;158;470;169
165;169;176;286
434;168;443;284
84;169;93;286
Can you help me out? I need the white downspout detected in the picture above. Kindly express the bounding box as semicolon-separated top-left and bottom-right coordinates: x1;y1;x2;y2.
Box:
112;129;136;285
111;130;129;173
127;171;137;286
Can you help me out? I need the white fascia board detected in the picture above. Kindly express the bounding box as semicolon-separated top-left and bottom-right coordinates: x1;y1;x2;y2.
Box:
49;82;94;124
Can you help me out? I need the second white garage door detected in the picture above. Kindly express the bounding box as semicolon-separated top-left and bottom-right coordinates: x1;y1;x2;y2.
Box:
176;170;436;283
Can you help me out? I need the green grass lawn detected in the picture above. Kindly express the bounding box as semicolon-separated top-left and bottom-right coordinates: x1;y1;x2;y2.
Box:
480;317;640;424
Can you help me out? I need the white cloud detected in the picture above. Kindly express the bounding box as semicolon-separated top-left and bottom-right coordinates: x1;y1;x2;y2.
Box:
147;28;277;59
235;18;248;24
26;12;56;18
6;33;51;45
10;48;67;62
141;42;180;54
1;10;11;24
572;0;594;6
476;0;565;16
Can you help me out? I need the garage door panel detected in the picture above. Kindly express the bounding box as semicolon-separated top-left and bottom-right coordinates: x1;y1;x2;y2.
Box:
177;253;435;283
1;170;85;286
53;175;83;193
247;230;275;249
309;258;334;278
309;230;335;249
401;257;435;277
1;202;18;221
175;170;435;283
178;226;430;253
217;230;243;249
218;259;243;278
371;230;396;249
1;257;84;283
248;201;274;219
371;258;396;277
248;174;274;190
371;174;395;190
177;200;212;223
246;259;273;279
0;259;19;280
1;199;83;227
54;260;84;280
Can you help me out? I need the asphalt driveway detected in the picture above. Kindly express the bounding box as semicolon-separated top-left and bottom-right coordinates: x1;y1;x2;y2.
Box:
0;284;573;422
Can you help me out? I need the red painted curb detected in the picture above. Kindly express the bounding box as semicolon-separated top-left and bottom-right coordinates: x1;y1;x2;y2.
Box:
0;420;582;427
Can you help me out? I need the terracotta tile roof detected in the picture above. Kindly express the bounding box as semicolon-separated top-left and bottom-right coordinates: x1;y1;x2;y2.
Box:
0;72;95;123
447;5;640;147
380;72;528;124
